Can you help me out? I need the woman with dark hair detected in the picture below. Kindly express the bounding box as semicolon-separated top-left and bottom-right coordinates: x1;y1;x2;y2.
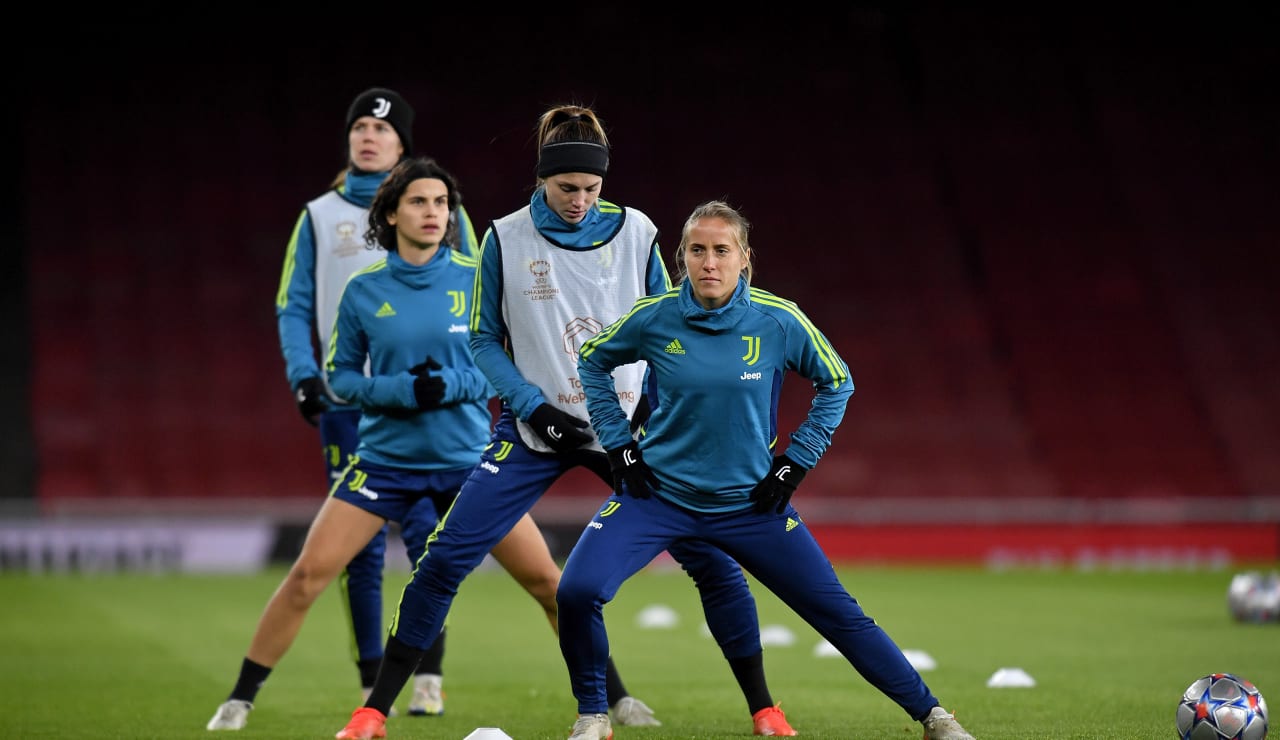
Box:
208;156;559;731
209;87;477;729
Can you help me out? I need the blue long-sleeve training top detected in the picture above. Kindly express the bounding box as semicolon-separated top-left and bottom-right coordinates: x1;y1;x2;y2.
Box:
578;277;853;513
326;247;493;470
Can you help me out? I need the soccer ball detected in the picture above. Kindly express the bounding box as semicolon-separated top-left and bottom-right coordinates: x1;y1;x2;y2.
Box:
1227;572;1280;623
1176;673;1269;740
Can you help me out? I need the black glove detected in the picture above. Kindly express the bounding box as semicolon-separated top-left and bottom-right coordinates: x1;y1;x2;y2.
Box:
294;376;329;427
410;356;446;409
527;403;592;452
629;393;652;434
606;441;658;498
750;454;807;514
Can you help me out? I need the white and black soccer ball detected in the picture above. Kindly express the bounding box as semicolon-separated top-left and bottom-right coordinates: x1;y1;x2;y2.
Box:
1228;571;1280;623
1176;673;1269;740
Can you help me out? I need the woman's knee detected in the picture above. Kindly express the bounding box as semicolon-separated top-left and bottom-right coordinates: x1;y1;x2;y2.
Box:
522;569;560;608
282;560;334;605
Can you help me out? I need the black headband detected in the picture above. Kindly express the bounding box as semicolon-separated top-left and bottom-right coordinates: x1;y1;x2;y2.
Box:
536;141;610;178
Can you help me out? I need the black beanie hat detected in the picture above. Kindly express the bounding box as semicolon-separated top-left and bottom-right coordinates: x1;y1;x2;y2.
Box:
345;87;414;155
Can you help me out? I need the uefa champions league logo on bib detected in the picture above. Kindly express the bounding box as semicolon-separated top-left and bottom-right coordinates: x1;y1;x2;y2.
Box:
524;259;557;301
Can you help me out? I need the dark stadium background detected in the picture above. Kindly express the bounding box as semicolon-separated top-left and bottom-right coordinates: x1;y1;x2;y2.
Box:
8;7;1278;567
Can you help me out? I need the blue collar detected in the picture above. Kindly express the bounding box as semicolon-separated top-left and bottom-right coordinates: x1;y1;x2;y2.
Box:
344;169;390;208
678;277;751;333
529;188;618;248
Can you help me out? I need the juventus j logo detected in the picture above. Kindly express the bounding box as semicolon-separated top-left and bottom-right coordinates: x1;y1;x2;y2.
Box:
448;290;466;317
372;97;392;118
489;440;514;462
622;448;638;466
741;336;760;365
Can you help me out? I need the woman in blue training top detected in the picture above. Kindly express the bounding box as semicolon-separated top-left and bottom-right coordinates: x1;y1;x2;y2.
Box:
560;200;978;740
336;105;790;740
209;88;476;730
209;157;567;732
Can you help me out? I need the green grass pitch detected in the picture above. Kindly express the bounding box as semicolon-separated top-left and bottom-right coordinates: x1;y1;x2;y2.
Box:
2;562;1277;739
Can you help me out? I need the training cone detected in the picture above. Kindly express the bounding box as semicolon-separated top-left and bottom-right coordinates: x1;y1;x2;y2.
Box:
987;667;1036;687
463;729;514;740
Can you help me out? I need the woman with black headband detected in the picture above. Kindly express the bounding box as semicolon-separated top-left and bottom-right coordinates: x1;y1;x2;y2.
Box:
335;103;793;740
